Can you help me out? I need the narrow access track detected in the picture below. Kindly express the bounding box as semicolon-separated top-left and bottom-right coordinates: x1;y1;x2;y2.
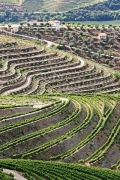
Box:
3;168;27;180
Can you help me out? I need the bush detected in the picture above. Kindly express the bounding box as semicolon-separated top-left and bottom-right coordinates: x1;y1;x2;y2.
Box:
56;45;63;50
114;72;120;80
105;59;109;64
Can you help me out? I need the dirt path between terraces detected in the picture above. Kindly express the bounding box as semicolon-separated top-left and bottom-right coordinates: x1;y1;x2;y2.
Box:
3;169;28;180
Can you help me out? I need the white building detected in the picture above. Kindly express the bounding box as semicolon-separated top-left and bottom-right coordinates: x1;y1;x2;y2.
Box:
48;20;60;30
10;25;19;33
98;33;107;41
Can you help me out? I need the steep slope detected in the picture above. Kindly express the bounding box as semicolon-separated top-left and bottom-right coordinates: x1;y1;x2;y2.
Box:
22;0;103;12
0;94;119;170
0;33;119;95
85;0;120;11
60;0;120;21
0;159;120;179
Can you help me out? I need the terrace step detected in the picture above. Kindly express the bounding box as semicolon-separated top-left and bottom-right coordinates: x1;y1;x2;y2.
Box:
0;102;58;128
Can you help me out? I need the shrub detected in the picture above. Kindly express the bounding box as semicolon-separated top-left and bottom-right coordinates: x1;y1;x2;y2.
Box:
56;45;63;50
114;72;120;80
105;59;109;64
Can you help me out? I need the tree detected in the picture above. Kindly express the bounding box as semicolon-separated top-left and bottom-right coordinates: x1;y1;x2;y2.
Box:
8;24;11;28
105;59;109;64
114;72;120;80
20;22;23;26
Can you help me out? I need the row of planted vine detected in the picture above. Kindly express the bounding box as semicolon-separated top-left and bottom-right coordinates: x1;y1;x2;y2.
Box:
0;159;120;180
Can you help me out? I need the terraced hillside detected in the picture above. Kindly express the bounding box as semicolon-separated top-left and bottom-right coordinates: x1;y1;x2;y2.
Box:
0;159;120;179
18;25;120;71
0;94;119;170
0;34;120;95
22;0;102;12
0;34;120;179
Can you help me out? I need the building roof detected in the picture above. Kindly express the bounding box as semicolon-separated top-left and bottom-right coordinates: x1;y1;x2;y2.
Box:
99;33;107;36
48;20;60;24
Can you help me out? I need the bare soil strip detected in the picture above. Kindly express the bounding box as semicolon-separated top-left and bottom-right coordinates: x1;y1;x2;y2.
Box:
3;168;27;180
